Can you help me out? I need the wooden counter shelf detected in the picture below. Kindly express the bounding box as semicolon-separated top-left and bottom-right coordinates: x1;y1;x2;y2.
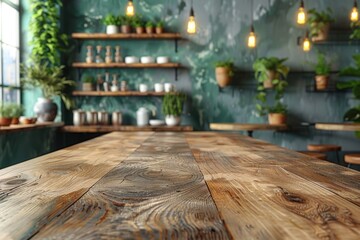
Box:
72;91;173;97
0;122;64;134
210;123;287;137
71;32;182;40
1;132;359;239
315;122;360;131
62;125;193;133
72;62;181;68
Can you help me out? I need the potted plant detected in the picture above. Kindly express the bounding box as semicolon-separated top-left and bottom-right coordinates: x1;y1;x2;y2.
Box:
308;8;334;42
156;21;165;34
145;21;155;34
267;103;287;125
103;14;120;34
215;60;235;88
9;103;23;125
132;14;144;34
162;93;186;126
312;52;331;90
119;15;133;33
82;75;95;91
0;103;12;126
253;57;289;89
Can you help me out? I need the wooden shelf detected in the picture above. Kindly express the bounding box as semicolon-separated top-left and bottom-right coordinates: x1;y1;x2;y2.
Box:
72;62;181;68
62;125;193;133
72;33;182;40
72;91;172;96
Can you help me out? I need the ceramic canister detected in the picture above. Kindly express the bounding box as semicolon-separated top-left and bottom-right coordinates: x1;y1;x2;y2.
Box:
154;83;164;92
139;84;148;92
73;110;86;126
98;111;109;125
164;83;174;92
136;107;149;126
112;112;123;126
86;111;98;125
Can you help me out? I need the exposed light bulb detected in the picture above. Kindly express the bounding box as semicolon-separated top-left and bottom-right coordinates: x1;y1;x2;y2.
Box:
303;32;311;52
248;26;256;48
187;8;196;34
297;0;306;25
126;0;134;16
351;1;359;22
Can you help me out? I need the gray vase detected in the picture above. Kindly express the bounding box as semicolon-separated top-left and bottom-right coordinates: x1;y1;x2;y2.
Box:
34;98;58;122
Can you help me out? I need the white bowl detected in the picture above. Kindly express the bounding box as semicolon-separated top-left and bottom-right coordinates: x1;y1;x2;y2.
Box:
139;84;148;92
156;56;169;64
141;56;155;64
125;56;139;64
149;119;165;126
154;83;164;92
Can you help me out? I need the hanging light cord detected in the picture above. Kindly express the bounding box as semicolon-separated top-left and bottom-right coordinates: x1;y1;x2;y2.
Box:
251;0;254;26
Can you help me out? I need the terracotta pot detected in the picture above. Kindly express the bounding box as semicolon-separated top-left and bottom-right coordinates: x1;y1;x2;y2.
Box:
121;25;131;34
264;70;276;89
156;27;163;34
268;113;286;125
11;117;19;125
215;67;232;87
82;83;93;91
315;75;329;90
146;26;154;34
136;26;144;34
0;117;12;126
311;23;330;42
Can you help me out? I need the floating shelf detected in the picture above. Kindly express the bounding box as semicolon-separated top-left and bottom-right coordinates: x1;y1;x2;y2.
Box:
62;125;193;133
72;62;181;68
71;33;182;40
72;91;173;97
305;85;348;93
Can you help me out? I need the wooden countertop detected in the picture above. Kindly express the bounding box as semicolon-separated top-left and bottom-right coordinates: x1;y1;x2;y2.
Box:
315;122;360;131
0;132;359;239
62;125;193;133
210;123;287;131
0;122;64;134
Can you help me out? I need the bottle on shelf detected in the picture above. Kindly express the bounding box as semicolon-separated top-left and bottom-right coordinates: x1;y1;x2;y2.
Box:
111;74;119;92
115;46;123;63
104;72;110;92
105;46;113;63
86;45;93;63
121;80;127;91
96;45;104;63
96;74;104;91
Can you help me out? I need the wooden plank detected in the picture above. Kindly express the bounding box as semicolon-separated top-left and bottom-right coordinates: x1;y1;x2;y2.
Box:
185;132;360;240
0;132;152;240
0;122;64;134
315;123;360;131
72;91;168;97
210;123;287;131
32;133;230;239
72;62;180;68
62;125;193;133
71;32;182;40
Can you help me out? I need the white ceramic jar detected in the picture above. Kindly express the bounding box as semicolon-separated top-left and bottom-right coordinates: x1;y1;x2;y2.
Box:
139;84;148;92
140;56;155;64
86;111;98;125
164;83;174;92
136;107;149;126
156;56;169;64
125;56;139;64
154;83;164;92
112;112;123;126
106;25;119;34
73;110;86;126
98;111;109;125
165;115;181;126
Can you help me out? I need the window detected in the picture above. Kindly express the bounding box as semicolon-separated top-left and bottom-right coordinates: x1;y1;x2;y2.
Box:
0;0;20;103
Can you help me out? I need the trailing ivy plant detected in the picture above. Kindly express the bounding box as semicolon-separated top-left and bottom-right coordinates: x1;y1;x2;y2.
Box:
307;8;334;38
350;21;360;40
162;93;186;117
338;54;360;137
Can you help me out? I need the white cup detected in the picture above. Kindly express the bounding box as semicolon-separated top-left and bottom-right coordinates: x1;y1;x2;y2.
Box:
139;84;148;92
164;83;174;92
154;83;164;92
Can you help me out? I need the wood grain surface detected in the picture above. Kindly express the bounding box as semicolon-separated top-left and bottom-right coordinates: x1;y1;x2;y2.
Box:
72;62;180;68
71;33;182;39
33;133;229;239
210;123;287;131
62;125;193;133
315;123;360;131
0;132;152;240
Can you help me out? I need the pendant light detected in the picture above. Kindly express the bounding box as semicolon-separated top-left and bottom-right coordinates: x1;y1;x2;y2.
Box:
248;0;256;48
187;0;196;34
302;31;311;52
126;0;135;16
351;0;359;22
297;0;306;25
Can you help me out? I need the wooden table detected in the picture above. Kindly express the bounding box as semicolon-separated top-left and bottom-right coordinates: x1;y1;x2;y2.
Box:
210;123;287;137
0;132;359;239
315;122;360;131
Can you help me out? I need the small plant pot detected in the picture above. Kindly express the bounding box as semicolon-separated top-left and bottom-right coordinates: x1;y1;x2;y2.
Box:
82;83;93;91
156;27;164;34
165;115;181;126
268;113;286;125
11;117;20;125
106;25;119;34
215;67;232;88
315;75;329;90
135;26;144;34
121;25;131;34
264;70;276;89
0;117;12;126
311;23;330;42
146;26;154;34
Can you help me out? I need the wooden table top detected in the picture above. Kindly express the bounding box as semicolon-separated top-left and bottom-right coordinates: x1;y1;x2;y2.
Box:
315;122;360;131
0;132;359;239
210;123;287;131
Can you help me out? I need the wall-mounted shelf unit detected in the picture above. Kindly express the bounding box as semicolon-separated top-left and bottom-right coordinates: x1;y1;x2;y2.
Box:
72;91;173;97
72;62;181;68
305;84;348;93
72;33;182;40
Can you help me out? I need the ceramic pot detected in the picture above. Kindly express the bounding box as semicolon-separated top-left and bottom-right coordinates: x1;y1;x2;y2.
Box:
121;25;131;34
146;26;154;34
165;115;181;126
136;107;149;126
11;117;20;125
73;110;86;126
139;84;148;92
268;113;286;125
264;70;277;89
82;83;93;91
0;117;12;126
97;111;109;125
106;25;119;34
136;27;144;34
164;83;174;92
34;98;58;122
125;56;139;64
215;67;232;88
315;75;329;90
86;111;98;125
154;83;164;92
112;112;123;126
156;27;164;34
311;23;330;42
140;56;155;64
156;56;169;64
